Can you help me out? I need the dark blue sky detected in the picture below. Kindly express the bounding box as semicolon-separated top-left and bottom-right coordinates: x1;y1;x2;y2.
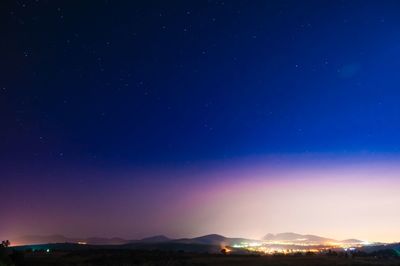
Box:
2;1;400;167
4;0;400;241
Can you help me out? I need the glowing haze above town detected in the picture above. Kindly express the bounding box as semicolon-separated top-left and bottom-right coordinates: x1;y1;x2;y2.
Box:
3;155;400;244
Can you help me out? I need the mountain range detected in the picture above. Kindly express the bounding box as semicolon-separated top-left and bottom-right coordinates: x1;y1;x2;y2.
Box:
12;232;364;246
12;234;257;247
263;232;364;245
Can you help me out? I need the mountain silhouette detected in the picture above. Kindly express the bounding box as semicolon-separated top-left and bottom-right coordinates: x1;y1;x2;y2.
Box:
138;235;171;243
263;232;363;245
13;235;129;246
12;232;364;247
172;234;259;246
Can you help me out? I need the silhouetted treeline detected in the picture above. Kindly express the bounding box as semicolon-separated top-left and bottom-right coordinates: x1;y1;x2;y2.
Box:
0;240;13;266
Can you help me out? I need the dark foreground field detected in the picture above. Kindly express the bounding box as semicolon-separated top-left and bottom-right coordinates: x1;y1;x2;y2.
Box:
5;250;400;266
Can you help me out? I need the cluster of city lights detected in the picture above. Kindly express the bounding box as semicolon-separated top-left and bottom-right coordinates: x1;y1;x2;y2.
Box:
228;240;372;255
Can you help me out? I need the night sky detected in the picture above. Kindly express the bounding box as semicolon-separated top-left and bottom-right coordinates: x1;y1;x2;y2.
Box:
2;1;400;243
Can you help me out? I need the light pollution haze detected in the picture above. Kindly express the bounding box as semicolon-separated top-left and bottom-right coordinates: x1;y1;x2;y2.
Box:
2;154;400;244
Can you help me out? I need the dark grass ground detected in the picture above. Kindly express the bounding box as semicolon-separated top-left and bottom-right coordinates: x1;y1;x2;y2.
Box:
12;250;400;266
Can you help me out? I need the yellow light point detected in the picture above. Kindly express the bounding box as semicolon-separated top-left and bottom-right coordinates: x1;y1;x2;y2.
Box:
77;241;87;245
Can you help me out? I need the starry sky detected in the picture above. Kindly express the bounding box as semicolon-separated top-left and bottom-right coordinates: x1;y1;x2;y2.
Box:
2;0;400;243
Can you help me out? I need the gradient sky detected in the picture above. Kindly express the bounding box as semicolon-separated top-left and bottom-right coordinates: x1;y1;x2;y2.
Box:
2;0;400;243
